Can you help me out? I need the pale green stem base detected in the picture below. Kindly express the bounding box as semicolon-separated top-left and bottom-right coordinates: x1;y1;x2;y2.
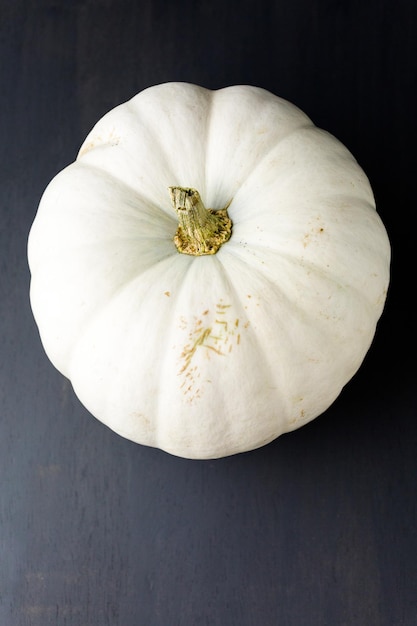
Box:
169;187;232;256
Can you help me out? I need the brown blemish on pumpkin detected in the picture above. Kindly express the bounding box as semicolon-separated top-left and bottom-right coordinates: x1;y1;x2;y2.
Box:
164;291;171;297
288;397;307;425
303;216;325;248
376;287;388;305
78;126;121;157
131;412;153;429
178;303;248;404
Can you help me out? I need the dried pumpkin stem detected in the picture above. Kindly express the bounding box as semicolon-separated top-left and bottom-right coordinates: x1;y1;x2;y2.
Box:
169;186;232;256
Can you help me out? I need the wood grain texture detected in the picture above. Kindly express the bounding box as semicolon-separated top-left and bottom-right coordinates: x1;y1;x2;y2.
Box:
1;1;416;624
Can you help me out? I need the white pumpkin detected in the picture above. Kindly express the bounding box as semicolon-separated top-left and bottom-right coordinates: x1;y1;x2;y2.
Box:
27;82;390;459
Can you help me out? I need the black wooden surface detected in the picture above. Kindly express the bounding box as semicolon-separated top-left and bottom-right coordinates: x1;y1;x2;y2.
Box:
1;1;416;624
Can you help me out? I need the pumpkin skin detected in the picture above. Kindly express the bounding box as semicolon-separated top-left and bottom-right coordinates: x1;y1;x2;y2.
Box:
27;82;390;459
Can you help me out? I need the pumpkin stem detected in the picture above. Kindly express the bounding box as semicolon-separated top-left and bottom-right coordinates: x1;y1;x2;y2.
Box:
169;187;232;256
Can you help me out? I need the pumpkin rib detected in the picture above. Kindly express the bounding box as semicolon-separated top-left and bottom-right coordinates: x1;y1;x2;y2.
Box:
78;106;179;214
65;251;185;378
233;242;382;354
75;159;178;226
66;253;194;446
124;100;189;209
228;121;315;212
217;245;376;402
63;159;178;231
32;243;181;379
125;83;212;204
150;257;203;450
223;190;389;314
223;235;383;314
214;253;297;426
27;160;178;273
231;127;373;225
165;254;293;457
203;87;313;211
214;249;329;430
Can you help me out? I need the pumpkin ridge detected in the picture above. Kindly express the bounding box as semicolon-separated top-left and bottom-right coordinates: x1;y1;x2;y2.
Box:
221;241;380;339
216;245;376;408
152;256;199;444
224;240;366;300
76;160;178;224
125;84;211;203
213;252;295;423
230;120;315;202
79;94;181;210
66;252;188;378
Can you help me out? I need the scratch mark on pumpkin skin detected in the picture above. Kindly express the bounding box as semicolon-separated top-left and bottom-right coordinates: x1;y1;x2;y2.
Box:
180;327;224;375
216;319;228;331
178;303;250;403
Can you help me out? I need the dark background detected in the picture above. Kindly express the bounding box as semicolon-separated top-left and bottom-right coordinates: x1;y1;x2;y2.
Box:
1;1;416;624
